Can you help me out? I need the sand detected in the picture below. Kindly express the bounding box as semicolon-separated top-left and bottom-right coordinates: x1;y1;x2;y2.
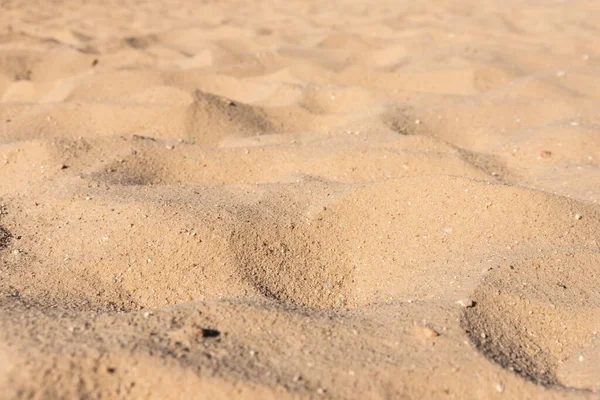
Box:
1;0;600;398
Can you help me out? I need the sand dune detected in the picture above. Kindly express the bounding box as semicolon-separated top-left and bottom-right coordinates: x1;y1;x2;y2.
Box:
1;0;600;398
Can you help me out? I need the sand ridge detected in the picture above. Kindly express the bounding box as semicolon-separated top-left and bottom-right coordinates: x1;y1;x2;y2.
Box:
1;0;600;398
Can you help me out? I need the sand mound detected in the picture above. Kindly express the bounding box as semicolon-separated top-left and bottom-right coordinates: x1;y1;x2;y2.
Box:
1;0;600;398
186;89;275;145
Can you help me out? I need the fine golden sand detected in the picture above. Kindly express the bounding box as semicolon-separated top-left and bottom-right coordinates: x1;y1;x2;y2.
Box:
1;0;600;398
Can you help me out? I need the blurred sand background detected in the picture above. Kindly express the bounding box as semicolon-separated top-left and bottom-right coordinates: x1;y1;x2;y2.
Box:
1;0;600;398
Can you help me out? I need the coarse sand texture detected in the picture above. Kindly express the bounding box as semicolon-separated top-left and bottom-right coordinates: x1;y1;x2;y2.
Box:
1;0;600;398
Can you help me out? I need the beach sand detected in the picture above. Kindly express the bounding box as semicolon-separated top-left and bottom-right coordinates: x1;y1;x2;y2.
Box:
1;0;600;398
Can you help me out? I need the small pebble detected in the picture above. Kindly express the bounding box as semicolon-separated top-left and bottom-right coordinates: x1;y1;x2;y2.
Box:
575;214;582;220
455;299;475;308
496;383;504;393
541;151;552;158
416;325;439;339
143;311;153;318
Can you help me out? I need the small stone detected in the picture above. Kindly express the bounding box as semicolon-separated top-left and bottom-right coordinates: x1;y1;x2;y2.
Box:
143;311;153;318
496;383;504;393
85;196;91;200
455;299;475;308
579;354;584;362
416;325;439;339
541;151;552;158
575;214;583;220
12;249;19;255
165;145;174;150
201;328;220;338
